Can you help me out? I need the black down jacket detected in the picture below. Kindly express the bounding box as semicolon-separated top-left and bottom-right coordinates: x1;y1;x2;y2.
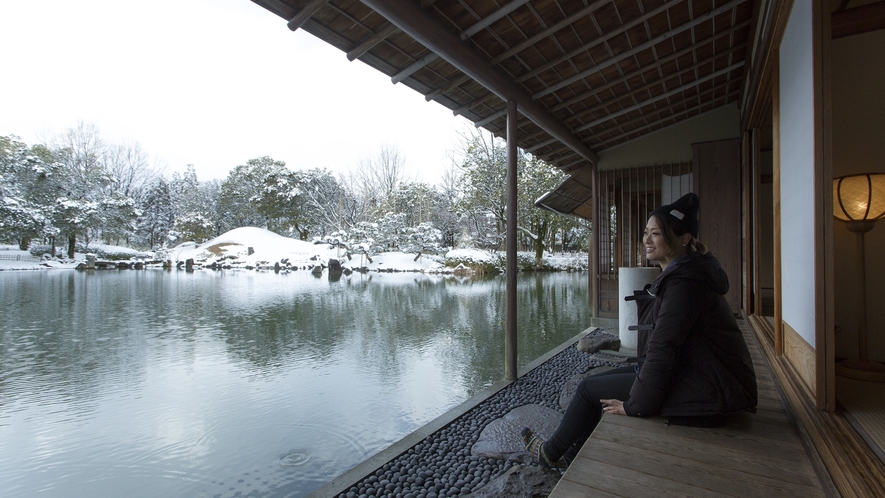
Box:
622;251;757;419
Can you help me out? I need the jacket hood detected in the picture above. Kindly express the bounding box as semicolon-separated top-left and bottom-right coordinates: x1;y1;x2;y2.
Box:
648;251;729;296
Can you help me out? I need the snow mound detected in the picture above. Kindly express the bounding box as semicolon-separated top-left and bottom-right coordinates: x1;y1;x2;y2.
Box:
167;227;443;272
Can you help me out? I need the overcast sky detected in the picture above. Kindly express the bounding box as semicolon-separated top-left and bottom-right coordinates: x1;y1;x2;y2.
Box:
0;0;472;184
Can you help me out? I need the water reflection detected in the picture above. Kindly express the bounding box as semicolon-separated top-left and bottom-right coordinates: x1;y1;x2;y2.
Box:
0;270;591;498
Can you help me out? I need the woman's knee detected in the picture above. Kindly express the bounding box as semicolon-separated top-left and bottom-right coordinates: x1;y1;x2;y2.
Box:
576;377;604;406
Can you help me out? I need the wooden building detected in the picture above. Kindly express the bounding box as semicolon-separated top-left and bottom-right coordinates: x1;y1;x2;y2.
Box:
250;0;885;494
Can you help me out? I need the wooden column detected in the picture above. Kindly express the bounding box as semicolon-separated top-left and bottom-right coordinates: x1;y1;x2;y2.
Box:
505;100;518;381
694;138;742;314
772;49;784;357
590;165;599;316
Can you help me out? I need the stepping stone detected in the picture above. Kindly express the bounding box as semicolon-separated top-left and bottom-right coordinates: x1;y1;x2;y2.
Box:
576;334;621;353
471;404;562;463
464;464;561;498
558;365;620;409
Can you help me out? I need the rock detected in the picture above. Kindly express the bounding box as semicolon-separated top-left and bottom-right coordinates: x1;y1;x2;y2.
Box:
471;404;562;463
328;258;342;272
463;464;560;498
576;334;620;353
558;365;620;409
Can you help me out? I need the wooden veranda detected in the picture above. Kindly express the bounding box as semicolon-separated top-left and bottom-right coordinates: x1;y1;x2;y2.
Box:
248;0;885;495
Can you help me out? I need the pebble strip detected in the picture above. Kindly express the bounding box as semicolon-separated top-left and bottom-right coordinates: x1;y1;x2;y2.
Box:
335;330;621;498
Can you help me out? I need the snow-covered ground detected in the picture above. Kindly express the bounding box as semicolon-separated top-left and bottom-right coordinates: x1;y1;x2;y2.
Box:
0;227;588;272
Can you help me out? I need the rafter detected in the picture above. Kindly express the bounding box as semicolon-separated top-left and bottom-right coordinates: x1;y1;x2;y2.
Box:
572;61;744;133
551;20;750;113
474;109;509;128
566;42;747;127
391;52;440;83
490;0;609;64
516;0;681;84
453;91;497;116
530;0;746;100
425;74;471;102
461;0;531;40
287;0;329;31
346;22;399;61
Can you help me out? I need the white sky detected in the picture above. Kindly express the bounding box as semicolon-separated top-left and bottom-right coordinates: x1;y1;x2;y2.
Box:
0;0;472;184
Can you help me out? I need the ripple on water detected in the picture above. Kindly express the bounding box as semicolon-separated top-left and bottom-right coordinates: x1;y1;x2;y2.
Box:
277;449;311;467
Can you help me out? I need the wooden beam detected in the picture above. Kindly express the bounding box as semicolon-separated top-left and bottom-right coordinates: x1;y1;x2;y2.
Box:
391;52;439;84
452;91;496;116
742;130;753;316
572;62;744;133
360;0;600;164
832;0;885;39
474;108;508;128
524;137;557;153
460;0;530;40
529;0;747;100
424;73;471;102
346;22;399;61
287;0;329;31
772;48;783;357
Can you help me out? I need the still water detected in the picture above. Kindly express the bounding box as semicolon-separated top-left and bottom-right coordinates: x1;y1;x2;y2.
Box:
0;269;591;498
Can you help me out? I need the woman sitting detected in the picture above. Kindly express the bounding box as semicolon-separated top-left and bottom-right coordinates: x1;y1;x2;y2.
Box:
522;192;758;468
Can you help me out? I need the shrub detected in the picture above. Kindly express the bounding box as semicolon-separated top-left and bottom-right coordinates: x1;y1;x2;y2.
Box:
445;249;503;274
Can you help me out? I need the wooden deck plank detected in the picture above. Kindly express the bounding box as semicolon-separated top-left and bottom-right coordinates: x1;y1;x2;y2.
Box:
570;437;824;497
559;459;731;498
591;419;820;486
600;413;808;453
548;478;622;498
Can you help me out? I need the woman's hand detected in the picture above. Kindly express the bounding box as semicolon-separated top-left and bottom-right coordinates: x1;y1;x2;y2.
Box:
601;399;626;416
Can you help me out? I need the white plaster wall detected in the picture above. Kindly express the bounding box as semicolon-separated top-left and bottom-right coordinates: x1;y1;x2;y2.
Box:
778;1;816;348
831;29;885;362
597;105;740;169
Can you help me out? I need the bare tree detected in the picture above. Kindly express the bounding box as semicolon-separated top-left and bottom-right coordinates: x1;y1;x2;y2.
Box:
349;143;413;218
104;141;155;200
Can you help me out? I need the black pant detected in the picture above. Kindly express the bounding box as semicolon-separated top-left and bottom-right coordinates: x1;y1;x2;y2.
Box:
545;365;637;461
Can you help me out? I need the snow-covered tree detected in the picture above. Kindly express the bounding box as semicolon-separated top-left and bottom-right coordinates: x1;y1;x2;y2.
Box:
402;222;443;254
218;156;286;232
170;212;214;244
0;135;58;249
455;130;509;250
135;177;175;249
41;122;142;257
518;156;570;260
432;164;462;249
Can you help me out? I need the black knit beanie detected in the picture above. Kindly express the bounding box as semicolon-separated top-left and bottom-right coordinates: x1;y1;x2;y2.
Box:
651;193;700;239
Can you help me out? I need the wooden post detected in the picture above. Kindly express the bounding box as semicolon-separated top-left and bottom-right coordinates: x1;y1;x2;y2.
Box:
505;100;518;381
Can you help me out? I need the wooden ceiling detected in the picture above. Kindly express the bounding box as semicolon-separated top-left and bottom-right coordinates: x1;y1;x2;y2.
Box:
251;0;754;175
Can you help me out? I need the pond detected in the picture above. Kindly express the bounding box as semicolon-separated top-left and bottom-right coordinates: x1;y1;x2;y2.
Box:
0;269;592;498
